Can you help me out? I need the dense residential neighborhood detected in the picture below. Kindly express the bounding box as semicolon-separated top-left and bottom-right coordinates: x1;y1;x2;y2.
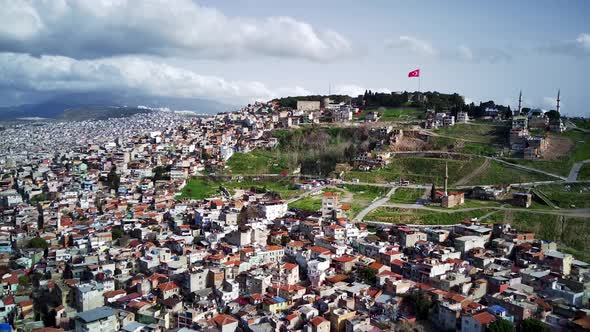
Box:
0;99;589;332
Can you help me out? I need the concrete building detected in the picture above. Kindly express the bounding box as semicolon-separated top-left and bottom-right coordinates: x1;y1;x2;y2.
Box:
75;306;117;332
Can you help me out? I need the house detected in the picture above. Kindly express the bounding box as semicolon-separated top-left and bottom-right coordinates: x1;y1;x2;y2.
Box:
461;311;496;332
212;314;239;332
75;306;117;332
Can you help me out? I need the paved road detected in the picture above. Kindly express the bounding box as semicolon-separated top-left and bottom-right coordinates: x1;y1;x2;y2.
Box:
353;186;397;222
285;185;326;204
491;157;567;180
567;159;590;182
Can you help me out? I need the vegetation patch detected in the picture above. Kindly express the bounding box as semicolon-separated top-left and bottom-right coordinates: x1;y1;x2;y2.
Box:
365;207;494;225
535;183;590;208
389;188;425;204
465;160;554;185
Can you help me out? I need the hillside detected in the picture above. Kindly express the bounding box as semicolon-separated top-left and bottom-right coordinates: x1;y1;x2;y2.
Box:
0;92;234;121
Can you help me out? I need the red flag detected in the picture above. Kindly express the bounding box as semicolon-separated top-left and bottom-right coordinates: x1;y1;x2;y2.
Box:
408;69;420;78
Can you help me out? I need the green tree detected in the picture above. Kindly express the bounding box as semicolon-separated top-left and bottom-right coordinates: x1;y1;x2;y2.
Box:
111;227;124;240
280;235;291;246
18;275;30;286
487;319;515;332
360;266;377;283
107;167;120;192
520;318;550;332
545;110;560;121
29;237;48;249
403;293;432;320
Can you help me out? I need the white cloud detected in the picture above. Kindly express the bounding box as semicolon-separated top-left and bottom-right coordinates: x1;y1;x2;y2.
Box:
0;0;353;61
0;52;305;103
386;36;438;56
540;33;590;57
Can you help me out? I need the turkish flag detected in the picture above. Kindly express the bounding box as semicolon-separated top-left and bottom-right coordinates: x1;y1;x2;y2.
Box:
408;69;420;77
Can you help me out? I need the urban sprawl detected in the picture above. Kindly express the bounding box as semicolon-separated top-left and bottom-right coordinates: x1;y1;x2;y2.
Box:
0;96;588;332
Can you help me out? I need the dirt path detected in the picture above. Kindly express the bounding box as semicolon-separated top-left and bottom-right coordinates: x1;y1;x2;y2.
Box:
453;158;491;186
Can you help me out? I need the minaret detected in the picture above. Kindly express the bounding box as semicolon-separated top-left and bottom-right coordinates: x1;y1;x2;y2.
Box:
444;162;448;196
519;90;523;114
556;89;561;113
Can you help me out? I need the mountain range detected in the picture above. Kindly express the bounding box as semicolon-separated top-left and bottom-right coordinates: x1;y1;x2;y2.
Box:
0;92;236;121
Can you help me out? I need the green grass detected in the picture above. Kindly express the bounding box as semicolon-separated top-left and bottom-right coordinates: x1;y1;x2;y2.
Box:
378;107;424;121
343;156;552;186
390;188;425;203
288;196;322;211
465;160;554;185
344;157;484;185
178;178;223;199
573;119;590;131
579;164;590;181
225;150;292;174
434;122;508;145
535;183;590;208
365;207;494;225
288;185;387;217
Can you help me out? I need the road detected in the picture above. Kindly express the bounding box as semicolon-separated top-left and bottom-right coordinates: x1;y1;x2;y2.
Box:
353;186;397;222
567;159;590;182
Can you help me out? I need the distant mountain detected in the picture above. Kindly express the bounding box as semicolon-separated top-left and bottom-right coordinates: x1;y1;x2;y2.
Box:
0;92;236;121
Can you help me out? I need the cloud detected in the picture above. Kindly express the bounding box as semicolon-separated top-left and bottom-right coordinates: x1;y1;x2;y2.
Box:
385;36;438;56
0;0;353;61
385;36;511;63
539;33;590;57
0;52;306;103
455;45;512;63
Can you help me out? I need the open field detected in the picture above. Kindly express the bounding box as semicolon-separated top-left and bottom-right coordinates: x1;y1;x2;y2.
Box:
225;150;292;174
535;183;590;208
389;188;426;203
579;164;590;181
465;160;553;185
344;157;483;185
434;122;508;145
288;184;387;218
344;156;552;186
178;177;302;200
365;207;494;225
378;107;424;121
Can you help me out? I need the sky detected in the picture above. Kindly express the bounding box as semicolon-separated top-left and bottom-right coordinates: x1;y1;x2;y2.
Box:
0;0;589;116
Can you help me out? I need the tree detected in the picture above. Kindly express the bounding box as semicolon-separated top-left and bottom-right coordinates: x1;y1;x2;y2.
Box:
111;227;124;240
403;293;432;320
18;275;30;286
486;319;515;332
29;237;48;249
360;266;377;283
520;318;550;332
280;235;291;246
107;166;120;192
545;110;560;121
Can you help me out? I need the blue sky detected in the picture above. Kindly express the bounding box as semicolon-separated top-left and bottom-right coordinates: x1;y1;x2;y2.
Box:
0;0;588;115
